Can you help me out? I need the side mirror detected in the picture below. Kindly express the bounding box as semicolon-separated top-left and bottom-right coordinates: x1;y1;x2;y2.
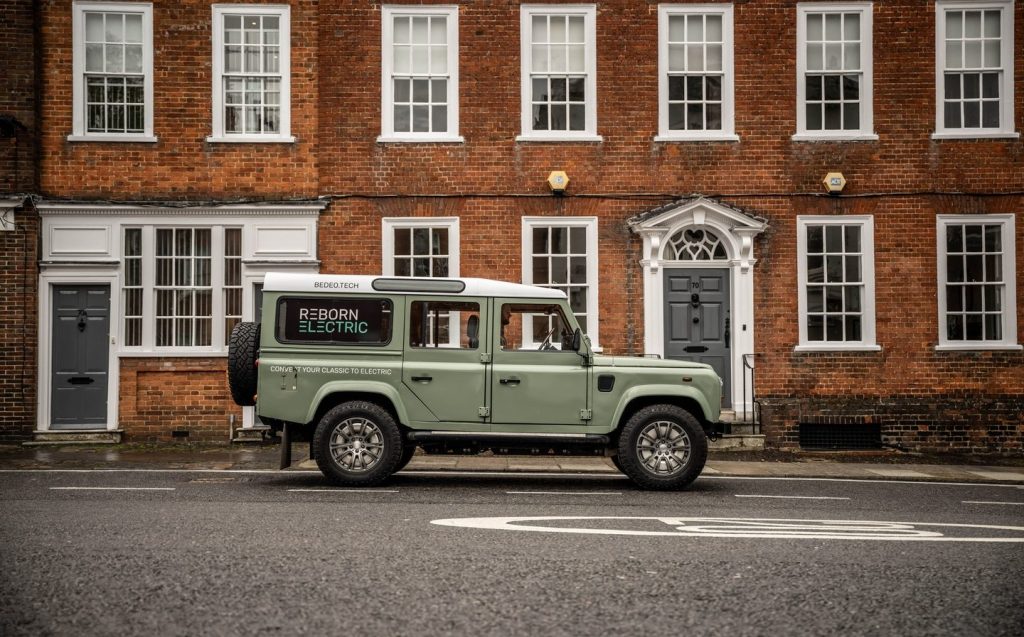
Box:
571;328;582;352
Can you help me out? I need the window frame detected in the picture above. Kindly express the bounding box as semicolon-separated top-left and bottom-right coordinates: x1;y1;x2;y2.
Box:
209;3;294;143
275;296;394;347
70;1;156;142
794;2;877;141
655;4;738;142
379;5;462;143
381;217;460;278
120;224;241;354
518;4;601;142
795;215;879;351
933;0;1018;139
521;216;600;350
935;214;1020;350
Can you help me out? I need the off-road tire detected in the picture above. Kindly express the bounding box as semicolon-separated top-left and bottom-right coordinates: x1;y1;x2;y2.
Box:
394;443;417;473
617;404;707;490
313;401;403;486
227;322;260;406
609;454;625;474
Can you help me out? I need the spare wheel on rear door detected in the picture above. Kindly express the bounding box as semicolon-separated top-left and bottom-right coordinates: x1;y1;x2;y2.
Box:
228;322;260;406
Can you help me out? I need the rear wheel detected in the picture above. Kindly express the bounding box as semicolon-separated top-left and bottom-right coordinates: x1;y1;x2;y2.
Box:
617;405;707;490
313;401;403;486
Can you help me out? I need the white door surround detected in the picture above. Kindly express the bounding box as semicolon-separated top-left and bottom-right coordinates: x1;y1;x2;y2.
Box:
629;196;767;413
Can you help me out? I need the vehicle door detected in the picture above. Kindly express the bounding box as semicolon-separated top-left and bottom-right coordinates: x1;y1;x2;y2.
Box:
489;300;588;426
402;296;488;425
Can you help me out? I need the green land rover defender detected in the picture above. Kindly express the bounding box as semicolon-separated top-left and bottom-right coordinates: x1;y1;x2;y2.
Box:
228;273;723;490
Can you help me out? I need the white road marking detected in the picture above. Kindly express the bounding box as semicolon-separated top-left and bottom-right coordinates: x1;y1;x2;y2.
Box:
962;500;1024;506
1;469;1021;488
507;491;622;496
735;495;850;500
288;489;398;493
968;471;1024;481
431;516;1024;542
867;469;933;478
49;486;175;491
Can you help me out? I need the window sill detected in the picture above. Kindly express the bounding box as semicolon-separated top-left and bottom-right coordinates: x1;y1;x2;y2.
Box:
376;135;465;144
791;133;879;142
931;131;1020;140
118;350;228;358
794;344;882;353
67;134;158;143
516;134;603;143
934;343;1022;352
206;135;297;144
654;134;739;143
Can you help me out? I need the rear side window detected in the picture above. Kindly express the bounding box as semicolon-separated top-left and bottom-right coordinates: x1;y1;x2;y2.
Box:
409;300;480;349
276;297;393;345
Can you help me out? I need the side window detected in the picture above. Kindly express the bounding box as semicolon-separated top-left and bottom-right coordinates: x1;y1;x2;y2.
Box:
501;303;573;351
409;301;480;349
276;297;393;345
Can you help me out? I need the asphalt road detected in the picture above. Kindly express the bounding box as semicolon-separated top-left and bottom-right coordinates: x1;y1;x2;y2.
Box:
2;469;1023;636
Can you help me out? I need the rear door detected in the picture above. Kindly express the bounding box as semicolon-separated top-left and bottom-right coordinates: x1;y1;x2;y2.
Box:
402;296;488;424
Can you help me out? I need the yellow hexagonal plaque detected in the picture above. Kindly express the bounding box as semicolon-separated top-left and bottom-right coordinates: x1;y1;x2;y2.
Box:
547;171;570;194
822;172;846;193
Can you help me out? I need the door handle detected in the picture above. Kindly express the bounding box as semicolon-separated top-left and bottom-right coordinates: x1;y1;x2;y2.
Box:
411;375;433;382
499;376;521;386
68;376;95;385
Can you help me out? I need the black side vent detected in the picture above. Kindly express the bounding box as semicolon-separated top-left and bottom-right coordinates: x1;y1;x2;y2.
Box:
597;375;615;392
799;422;881;450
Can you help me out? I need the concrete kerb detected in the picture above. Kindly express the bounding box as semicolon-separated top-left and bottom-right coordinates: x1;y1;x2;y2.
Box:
1;443;1022;484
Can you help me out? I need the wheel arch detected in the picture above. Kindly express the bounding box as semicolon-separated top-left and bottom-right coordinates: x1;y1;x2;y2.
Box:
306;382;409;431
610;388;714;443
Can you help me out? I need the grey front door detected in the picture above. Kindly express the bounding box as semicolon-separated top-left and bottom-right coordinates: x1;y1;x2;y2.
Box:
51;285;110;429
664;269;730;407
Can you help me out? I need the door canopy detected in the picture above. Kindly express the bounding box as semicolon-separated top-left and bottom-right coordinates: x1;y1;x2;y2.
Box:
628;196;767;273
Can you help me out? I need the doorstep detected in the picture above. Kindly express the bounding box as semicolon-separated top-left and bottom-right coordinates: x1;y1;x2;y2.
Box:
25;429;124;446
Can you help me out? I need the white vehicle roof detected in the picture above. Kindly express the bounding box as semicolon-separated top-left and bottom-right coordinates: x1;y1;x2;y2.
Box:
263;272;566;299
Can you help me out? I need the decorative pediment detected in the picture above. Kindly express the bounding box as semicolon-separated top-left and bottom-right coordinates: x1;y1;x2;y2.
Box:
628;196;767;272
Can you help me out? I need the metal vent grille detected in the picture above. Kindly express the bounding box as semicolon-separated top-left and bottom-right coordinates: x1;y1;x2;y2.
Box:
799;422;881;450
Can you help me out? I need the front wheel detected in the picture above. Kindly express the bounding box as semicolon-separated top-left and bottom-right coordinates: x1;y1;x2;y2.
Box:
313;401;403;486
616;405;708;490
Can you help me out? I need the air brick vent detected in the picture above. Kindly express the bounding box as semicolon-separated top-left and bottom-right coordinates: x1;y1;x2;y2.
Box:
799;421;881;450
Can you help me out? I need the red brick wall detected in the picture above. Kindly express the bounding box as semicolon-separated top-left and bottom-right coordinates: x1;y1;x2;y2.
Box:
29;1;1024;450
0;0;39;441
38;0;319;199
1;0;37;193
0;208;38;442
119;358;242;442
